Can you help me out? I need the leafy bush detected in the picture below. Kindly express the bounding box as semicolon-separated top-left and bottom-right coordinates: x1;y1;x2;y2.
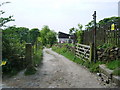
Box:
33;49;43;66
2;27;28;76
2;57;26;76
97;43;115;49
2;26;42;76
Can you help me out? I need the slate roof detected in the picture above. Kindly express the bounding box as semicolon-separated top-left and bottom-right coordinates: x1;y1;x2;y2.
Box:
58;32;70;38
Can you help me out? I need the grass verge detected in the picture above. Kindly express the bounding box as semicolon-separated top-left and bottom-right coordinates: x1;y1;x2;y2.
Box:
106;60;120;76
52;45;104;73
53;45;120;76
33;49;43;66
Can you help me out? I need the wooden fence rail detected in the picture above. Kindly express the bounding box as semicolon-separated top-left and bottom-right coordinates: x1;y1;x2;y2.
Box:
75;43;93;62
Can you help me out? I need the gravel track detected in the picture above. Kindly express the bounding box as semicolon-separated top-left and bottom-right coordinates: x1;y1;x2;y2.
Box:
2;48;115;88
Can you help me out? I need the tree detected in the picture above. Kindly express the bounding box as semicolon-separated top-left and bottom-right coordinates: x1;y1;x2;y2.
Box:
76;24;83;43
85;20;94;30
40;25;57;46
16;27;29;43
69;24;83;44
29;28;40;45
2;27;26;59
40;25;51;45
46;31;57;46
0;2;14;28
69;27;75;35
85;17;120;30
98;17;120;26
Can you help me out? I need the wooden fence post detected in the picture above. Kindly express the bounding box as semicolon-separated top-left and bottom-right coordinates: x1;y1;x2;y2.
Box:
92;11;97;63
89;43;94;62
0;29;2;86
118;19;120;47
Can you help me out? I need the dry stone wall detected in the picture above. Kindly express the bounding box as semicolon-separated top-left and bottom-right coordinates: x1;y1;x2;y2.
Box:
97;47;120;61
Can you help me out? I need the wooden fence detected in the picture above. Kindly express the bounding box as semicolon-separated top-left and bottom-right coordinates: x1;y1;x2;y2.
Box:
75;43;93;62
83;22;120;47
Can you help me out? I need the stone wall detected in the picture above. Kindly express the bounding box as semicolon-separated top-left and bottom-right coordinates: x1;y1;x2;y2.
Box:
97;47;120;61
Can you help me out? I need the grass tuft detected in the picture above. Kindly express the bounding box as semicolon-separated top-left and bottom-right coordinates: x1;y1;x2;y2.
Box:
106;60;120;70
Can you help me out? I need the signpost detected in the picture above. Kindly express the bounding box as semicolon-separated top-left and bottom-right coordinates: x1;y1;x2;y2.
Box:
111;23;115;30
92;11;97;63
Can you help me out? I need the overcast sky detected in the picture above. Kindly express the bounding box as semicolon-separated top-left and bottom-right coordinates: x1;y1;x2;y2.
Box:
1;0;120;33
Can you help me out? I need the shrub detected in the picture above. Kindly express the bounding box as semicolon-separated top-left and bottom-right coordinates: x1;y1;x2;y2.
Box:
33;49;43;66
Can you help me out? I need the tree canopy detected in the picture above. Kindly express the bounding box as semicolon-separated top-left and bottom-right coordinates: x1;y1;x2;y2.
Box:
40;25;57;46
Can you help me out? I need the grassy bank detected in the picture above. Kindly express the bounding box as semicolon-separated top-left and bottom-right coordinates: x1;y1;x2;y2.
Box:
52;45;104;73
33;49;43;66
106;60;120;76
52;44;120;75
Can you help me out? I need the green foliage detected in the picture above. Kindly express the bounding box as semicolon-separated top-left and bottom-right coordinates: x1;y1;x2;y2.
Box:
46;31;57;46
88;61;104;72
106;60;120;76
33;49;43;66
112;68;120;76
2;25;44;76
52;45;75;61
85;17;120;30
2;26;38;76
2;27;26;58
106;60;120;70
69;27;75;35
40;25;57;46
69;24;83;44
52;45;104;73
24;66;37;75
76;30;83;44
29;28;40;45
85;20;94;30
97;43;114;49
17;27;29;43
98;17;120;25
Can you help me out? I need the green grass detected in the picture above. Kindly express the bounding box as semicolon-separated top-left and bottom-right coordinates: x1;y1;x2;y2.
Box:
52;45;120;75
112;68;120;76
106;60;120;76
52;45;104;73
106;60;120;70
33;49;43;66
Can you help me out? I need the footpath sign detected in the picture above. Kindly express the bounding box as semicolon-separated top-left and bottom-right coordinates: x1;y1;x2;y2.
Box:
111;23;115;30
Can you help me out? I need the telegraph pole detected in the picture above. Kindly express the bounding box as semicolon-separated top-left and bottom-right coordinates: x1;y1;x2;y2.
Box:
92;11;97;63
